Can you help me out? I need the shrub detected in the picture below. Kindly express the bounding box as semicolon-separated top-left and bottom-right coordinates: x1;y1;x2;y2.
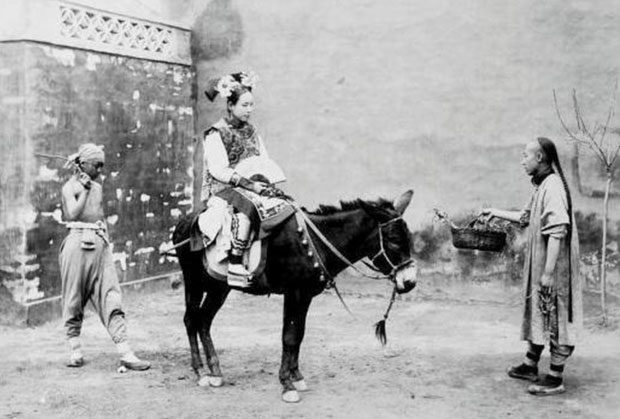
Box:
575;211;605;255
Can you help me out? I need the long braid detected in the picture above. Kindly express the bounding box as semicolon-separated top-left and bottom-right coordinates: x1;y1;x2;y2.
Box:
537;137;573;234
537;137;574;322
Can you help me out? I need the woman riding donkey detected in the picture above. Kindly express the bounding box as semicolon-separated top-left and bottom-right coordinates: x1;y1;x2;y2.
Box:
200;71;287;287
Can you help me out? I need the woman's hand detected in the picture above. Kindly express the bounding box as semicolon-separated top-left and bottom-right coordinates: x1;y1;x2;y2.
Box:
251;181;269;195
237;177;267;194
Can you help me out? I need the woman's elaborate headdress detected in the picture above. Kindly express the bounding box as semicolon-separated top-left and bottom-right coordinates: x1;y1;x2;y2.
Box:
204;71;258;102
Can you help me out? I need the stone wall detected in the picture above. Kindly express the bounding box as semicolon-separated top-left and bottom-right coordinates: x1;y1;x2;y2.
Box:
0;39;194;325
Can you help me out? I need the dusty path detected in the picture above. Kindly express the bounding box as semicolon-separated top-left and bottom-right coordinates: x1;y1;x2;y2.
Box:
1;277;619;419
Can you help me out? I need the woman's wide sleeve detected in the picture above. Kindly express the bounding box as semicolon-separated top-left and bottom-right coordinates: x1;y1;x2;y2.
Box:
204;130;234;184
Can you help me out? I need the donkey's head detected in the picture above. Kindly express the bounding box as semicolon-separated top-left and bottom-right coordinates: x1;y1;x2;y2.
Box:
359;190;417;294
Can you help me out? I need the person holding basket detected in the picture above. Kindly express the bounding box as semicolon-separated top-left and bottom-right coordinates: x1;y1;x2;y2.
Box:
482;137;582;396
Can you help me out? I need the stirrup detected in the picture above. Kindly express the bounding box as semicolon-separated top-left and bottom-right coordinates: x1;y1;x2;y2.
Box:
227;264;252;288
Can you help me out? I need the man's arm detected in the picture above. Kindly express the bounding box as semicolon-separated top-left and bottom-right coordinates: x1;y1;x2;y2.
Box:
481;208;523;223
540;236;561;287
62;179;89;221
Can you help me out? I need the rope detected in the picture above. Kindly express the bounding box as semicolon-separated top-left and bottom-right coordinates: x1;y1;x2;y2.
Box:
158;237;190;256
294;211;354;316
383;285;398;320
293;205;389;281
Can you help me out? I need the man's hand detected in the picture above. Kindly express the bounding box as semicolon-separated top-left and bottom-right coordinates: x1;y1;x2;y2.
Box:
540;273;553;288
77;172;92;190
480;208;496;219
539;273;554;300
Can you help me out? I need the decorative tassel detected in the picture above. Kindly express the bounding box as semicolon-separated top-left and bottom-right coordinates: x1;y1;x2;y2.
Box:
374;285;397;346
374;318;387;346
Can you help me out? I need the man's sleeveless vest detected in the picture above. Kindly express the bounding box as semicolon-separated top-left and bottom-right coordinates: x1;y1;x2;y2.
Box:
201;118;261;202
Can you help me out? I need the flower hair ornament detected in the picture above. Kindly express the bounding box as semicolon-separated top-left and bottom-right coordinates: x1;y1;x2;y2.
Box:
204;71;258;102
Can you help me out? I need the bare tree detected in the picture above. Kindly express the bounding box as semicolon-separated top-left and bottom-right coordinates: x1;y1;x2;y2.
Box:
553;87;620;325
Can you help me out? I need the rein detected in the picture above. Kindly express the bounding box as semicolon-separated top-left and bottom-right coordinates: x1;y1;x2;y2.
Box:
295;208;393;282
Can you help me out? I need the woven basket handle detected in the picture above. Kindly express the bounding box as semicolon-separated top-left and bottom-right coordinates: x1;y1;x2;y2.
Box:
468;215;494;228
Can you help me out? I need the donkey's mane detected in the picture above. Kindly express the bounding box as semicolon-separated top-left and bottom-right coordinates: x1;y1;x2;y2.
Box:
306;198;394;216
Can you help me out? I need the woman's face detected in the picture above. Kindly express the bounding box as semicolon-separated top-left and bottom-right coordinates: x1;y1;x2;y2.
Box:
228;91;255;122
521;142;542;176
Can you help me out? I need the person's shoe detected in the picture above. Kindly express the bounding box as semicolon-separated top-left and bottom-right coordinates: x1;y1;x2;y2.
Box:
67;350;84;368
527;374;565;396
507;363;539;382
227;263;252;288
67;337;84;367
120;352;151;371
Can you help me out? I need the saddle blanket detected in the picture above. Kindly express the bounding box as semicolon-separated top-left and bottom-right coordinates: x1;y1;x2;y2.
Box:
194;195;294;286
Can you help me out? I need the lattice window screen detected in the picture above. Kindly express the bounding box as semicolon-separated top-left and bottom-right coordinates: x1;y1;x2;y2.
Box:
59;4;176;59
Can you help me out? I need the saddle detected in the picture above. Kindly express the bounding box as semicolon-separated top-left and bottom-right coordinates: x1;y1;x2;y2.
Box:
189;196;295;290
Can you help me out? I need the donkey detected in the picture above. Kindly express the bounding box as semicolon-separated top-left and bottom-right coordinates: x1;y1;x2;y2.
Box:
171;190;418;403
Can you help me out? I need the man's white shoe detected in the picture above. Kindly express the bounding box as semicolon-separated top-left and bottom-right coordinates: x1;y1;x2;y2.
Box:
120;352;151;371
67;337;84;367
116;341;150;371
67;350;84;367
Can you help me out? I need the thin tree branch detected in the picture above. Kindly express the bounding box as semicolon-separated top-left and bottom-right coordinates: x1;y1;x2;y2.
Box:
590;141;610;165
602;85;618;164
608;139;620;168
599;97;615;144
554;89;608;164
553;90;591;146
572;88;585;132
573;89;597;142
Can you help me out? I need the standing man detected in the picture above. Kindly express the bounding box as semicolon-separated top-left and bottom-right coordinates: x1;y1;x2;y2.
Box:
483;137;582;395
60;143;150;371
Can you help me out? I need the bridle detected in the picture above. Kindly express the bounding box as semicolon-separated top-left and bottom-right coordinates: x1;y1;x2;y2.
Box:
365;217;415;280
296;209;413;284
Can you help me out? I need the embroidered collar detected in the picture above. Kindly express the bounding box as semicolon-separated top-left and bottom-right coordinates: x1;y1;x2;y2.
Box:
225;115;247;129
531;166;553;186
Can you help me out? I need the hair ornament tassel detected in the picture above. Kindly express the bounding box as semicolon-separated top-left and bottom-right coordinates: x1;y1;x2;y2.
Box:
204;71;258;102
204;77;220;102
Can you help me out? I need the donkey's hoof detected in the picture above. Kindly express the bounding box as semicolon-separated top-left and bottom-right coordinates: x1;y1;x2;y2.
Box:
282;390;301;403
198;375;223;387
292;379;308;392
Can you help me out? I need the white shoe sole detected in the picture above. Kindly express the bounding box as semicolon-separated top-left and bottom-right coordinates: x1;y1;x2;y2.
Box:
527;384;565;396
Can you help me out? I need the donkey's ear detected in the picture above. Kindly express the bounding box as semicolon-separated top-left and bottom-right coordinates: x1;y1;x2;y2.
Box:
393;190;414;215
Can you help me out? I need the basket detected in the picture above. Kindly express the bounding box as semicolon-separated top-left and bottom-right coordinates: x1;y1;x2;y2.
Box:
450;218;507;252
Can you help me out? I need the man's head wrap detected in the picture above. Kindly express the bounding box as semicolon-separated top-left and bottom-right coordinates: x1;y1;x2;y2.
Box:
65;143;105;168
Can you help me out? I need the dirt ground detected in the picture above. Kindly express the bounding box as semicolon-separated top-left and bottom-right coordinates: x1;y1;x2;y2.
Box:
1;275;619;419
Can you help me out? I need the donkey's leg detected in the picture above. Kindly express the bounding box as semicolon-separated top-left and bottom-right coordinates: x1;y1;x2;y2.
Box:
280;289;313;402
183;278;206;375
197;284;230;387
290;293;312;392
184;307;202;374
